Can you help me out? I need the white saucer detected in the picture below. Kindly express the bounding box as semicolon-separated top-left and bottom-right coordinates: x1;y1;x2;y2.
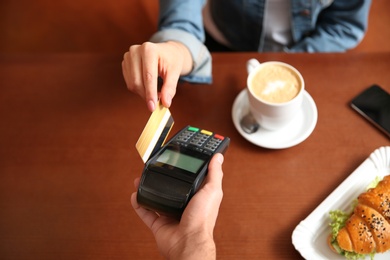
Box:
232;89;318;149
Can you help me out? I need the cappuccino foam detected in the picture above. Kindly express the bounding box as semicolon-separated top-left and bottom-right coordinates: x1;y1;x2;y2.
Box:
250;65;300;103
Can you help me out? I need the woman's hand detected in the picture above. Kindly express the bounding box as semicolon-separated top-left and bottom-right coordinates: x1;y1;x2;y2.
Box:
122;41;193;111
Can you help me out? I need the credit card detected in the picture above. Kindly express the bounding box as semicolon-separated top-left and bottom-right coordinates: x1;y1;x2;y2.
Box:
136;101;174;163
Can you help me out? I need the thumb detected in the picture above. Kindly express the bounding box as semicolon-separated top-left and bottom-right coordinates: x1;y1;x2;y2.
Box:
207;153;224;189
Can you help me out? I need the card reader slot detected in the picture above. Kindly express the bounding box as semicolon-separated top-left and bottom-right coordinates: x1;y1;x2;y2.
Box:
140;188;185;209
143;171;192;201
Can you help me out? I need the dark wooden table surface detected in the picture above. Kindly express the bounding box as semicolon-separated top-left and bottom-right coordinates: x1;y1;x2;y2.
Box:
0;52;389;259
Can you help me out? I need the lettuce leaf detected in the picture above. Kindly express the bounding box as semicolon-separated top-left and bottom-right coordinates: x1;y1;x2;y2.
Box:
329;210;350;241
366;176;381;190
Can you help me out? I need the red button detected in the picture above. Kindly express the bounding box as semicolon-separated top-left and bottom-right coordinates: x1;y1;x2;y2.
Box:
214;134;224;140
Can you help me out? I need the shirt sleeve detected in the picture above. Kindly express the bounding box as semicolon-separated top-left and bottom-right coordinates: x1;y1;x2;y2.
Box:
287;0;372;52
150;0;212;84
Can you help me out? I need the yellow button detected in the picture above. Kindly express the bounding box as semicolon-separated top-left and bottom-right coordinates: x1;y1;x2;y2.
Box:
200;129;212;136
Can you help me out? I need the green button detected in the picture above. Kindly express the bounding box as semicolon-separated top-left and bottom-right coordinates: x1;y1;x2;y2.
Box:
188;126;199;132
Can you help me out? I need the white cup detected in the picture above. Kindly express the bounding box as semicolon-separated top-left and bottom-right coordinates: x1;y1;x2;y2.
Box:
246;59;304;131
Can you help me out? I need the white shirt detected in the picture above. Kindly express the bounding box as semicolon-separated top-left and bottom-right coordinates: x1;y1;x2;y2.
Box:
203;0;293;51
262;0;293;51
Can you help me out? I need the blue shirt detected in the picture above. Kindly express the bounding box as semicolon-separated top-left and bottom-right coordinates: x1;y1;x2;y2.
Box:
150;0;371;83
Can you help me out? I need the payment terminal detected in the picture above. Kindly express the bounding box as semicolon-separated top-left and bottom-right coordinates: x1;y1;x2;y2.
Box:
137;126;230;219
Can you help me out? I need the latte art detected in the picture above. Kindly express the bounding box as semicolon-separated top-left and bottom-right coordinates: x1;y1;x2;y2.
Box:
250;65;301;103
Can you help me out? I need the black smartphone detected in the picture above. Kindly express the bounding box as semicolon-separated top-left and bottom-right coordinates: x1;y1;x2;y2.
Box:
351;84;390;138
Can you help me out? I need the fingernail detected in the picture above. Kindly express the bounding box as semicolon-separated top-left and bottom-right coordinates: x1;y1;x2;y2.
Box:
216;153;224;164
165;95;172;107
147;100;155;111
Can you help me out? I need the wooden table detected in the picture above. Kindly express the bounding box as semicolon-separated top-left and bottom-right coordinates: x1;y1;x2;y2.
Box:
0;52;389;259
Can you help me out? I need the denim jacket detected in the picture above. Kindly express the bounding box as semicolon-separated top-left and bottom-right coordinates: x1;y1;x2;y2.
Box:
150;0;371;83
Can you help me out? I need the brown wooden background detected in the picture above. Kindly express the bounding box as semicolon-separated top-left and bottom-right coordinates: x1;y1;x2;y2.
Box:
1;1;390;260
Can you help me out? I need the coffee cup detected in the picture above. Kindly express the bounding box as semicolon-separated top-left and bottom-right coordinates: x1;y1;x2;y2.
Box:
246;59;304;131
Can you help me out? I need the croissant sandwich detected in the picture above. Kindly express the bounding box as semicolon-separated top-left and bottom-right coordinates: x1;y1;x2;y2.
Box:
328;175;390;259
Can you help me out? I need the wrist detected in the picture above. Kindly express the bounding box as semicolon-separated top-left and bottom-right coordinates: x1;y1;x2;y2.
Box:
169;232;216;260
166;41;193;75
